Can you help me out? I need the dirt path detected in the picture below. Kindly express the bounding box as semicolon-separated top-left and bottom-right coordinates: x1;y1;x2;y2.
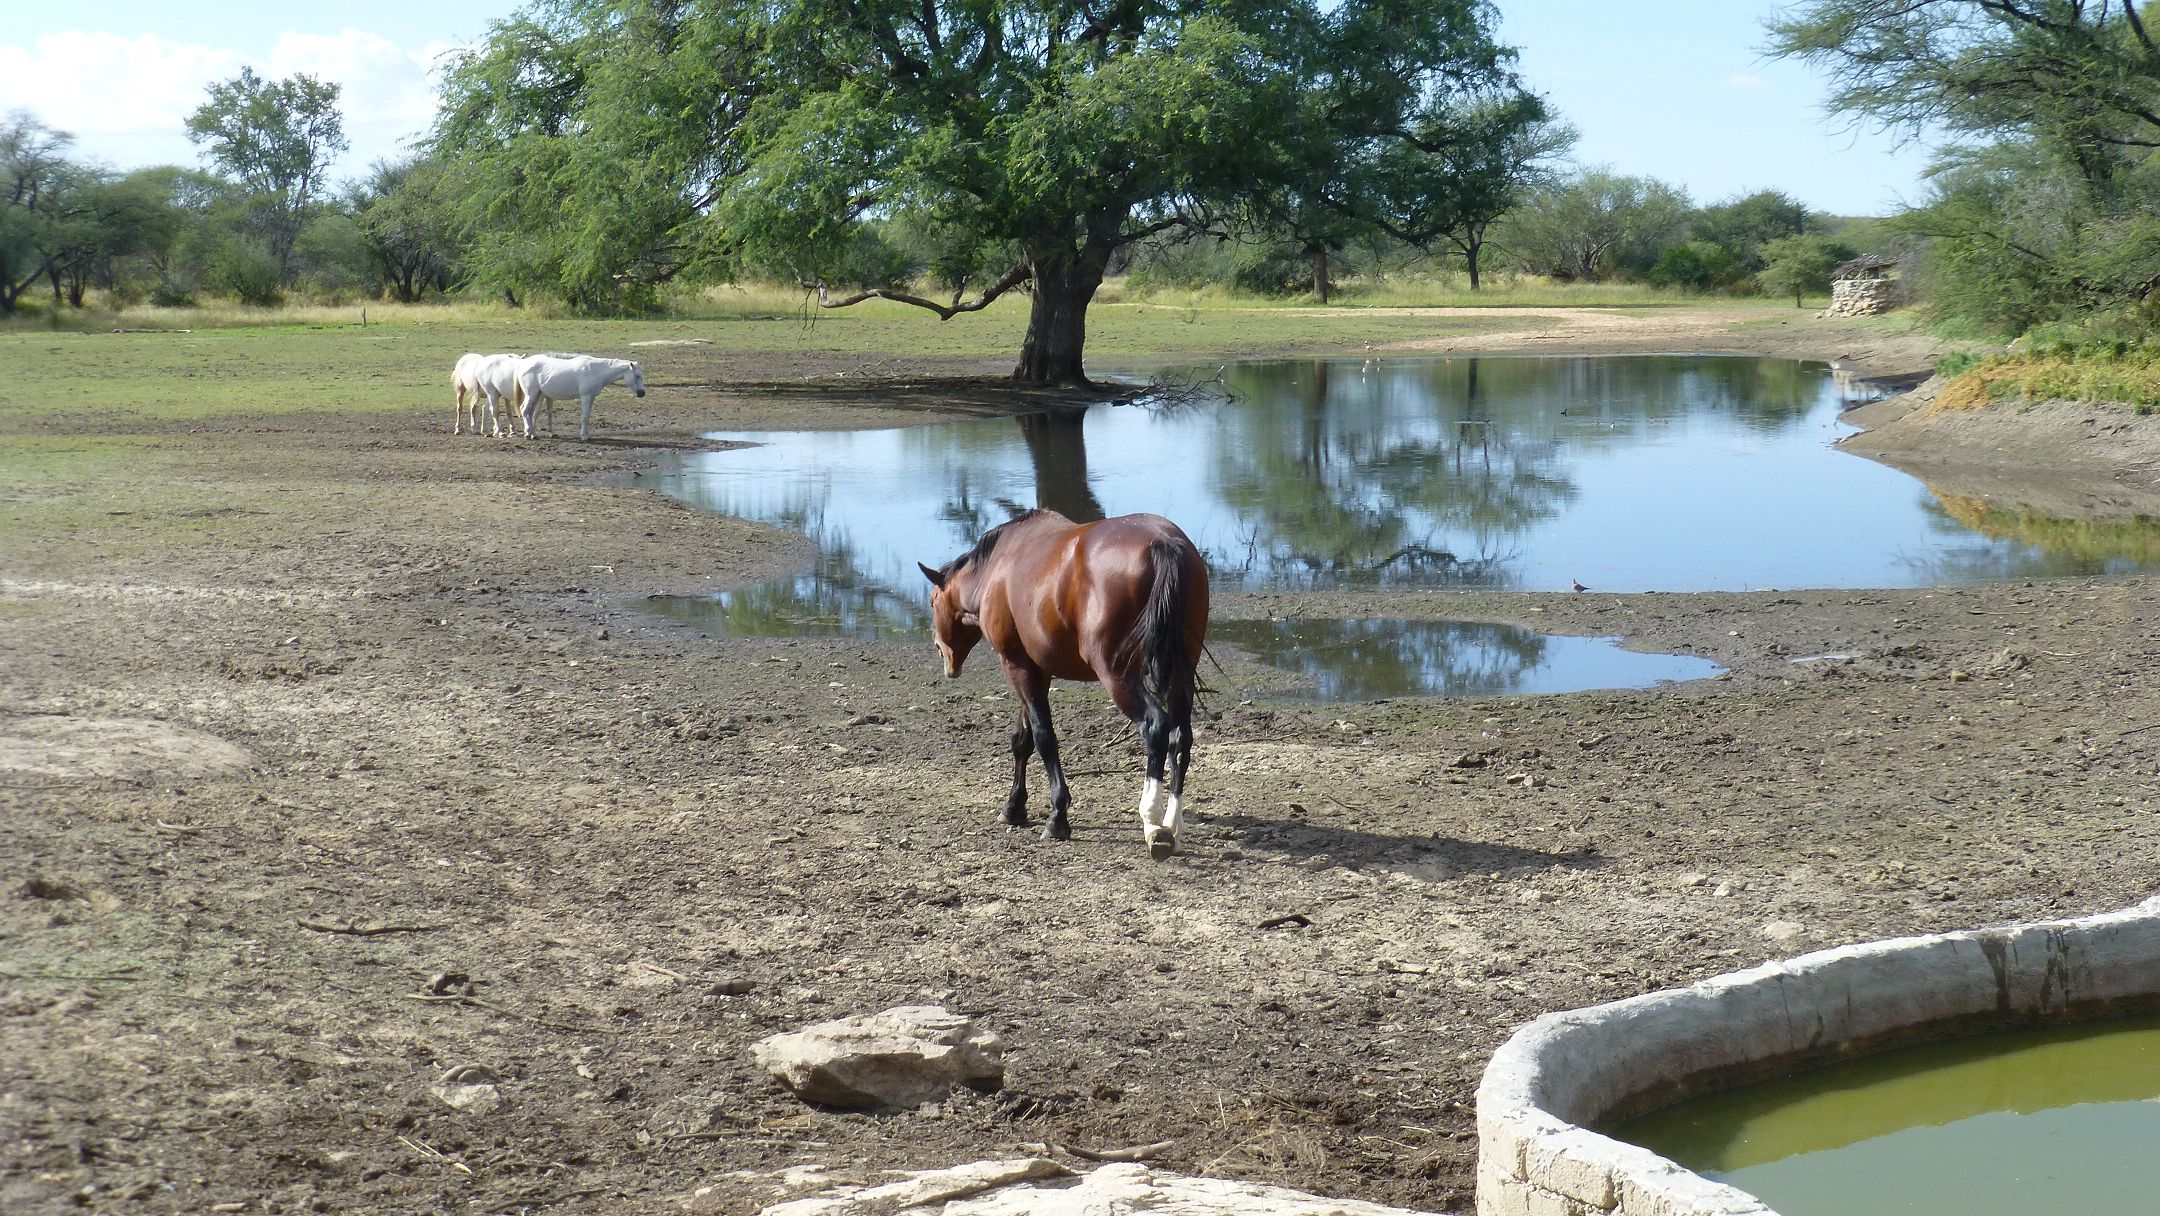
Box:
5;309;2157;1215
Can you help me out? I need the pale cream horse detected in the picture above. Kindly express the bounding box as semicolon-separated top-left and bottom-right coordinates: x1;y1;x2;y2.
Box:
450;352;524;436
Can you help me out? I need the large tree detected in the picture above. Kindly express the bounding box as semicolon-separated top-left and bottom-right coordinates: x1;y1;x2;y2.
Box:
1770;1;2160;326
186;68;348;277
1501;170;1693;282
728;0;1524;382
352;158;465;302
438;0;1526;381
432;0;765;309
0;111;73;314
1768;0;2160;172
1366;89;1575;289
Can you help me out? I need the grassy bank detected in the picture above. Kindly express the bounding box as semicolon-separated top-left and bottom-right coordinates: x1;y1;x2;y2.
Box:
1933;344;2160;414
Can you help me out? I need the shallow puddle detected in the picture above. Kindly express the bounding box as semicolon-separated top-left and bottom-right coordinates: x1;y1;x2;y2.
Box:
1208;617;1722;700
1612;1015;2160;1216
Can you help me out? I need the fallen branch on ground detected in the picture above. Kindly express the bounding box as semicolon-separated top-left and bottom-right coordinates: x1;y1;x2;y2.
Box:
1035;1139;1176;1163
299;920;448;936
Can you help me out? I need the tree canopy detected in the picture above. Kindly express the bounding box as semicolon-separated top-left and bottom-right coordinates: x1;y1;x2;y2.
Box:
1770;0;2160;331
434;0;1532;382
186;68;348;276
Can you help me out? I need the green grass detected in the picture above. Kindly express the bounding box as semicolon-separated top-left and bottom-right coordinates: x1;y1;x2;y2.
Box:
0;293;1555;423
0;434;323;551
1933;344;2160;413
0;278;1827;426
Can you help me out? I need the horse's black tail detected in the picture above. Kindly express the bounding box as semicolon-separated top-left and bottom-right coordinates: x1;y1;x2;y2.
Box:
1130;537;1206;724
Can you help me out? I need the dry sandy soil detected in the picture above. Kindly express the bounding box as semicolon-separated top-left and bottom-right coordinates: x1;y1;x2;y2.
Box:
6;309;2160;1215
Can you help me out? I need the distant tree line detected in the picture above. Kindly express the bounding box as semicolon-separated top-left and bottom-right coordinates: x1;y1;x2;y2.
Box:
17;0;2148;359
1123;171;1862;303
2;70;468;315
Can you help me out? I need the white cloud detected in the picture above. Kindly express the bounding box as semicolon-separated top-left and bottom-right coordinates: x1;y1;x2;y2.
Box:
0;32;246;153
1726;73;1766;89
0;27;460;180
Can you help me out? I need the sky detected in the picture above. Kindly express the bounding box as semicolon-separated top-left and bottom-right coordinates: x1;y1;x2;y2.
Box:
1;1;1929;216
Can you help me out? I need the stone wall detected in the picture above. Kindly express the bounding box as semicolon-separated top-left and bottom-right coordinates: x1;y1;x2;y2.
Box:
1821;276;1900;318
1475;896;2160;1216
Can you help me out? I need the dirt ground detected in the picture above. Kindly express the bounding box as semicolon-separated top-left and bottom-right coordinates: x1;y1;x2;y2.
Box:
6;309;2160;1215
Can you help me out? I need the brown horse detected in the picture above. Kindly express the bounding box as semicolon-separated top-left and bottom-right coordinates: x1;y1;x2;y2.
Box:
919;509;1209;859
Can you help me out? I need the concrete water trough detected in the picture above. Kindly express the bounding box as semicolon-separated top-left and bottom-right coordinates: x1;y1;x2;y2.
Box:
1474;895;2160;1216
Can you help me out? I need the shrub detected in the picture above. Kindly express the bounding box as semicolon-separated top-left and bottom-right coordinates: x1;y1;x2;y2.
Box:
202;238;282;306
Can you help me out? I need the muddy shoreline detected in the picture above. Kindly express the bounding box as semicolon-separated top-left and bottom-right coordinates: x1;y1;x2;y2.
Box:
6;309;2159;1215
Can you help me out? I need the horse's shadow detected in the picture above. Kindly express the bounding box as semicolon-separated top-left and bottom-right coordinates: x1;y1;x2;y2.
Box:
1198;809;1599;881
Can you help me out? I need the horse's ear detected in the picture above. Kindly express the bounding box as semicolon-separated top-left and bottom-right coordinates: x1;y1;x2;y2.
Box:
917;562;946;589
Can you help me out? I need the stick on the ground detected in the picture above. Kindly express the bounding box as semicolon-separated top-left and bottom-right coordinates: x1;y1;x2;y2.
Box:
1030;1139;1175;1163
299;920;448;936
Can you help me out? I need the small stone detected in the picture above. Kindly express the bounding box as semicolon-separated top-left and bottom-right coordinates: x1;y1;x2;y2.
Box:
429;1064;504;1114
596;628;610;640
708;978;756;997
1761;920;1807;945
1676;872;1708;888
1950;668;1971;682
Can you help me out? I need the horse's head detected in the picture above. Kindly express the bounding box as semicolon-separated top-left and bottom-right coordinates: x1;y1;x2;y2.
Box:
917;560;981;678
626;362;646;398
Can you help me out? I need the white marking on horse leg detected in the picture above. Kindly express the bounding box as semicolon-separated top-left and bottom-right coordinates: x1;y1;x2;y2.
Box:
580;394;595;441
1135;777;1163;844
1164;791;1185;840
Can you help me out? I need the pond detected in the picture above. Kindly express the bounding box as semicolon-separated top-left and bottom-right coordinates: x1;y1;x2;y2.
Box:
634;354;2160;694
1612;1015;2160;1216
1207;617;1723;701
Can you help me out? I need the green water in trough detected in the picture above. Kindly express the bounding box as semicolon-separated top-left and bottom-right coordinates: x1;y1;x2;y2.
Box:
1612;1014;2160;1215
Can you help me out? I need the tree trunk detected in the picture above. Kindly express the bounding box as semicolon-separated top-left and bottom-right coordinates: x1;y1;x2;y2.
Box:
1018;410;1105;523
1312;250;1331;304
1012;251;1105;385
1464;234;1483;291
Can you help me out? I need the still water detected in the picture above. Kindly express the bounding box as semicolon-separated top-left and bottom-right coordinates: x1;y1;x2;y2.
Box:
1207;617;1723;701
1613;1015;2160;1216
634;355;2160;691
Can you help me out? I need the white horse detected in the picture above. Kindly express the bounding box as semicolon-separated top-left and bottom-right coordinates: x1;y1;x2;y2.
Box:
514;355;646;441
450;352;519;435
474;354;531;438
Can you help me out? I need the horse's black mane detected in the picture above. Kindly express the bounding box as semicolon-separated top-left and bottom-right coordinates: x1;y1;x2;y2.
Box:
944;508;1042;579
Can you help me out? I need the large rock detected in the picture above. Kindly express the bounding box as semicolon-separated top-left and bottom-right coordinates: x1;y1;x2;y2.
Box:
752;1006;1005;1110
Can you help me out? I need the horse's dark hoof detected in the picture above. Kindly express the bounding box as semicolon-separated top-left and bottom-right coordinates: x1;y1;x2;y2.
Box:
1149;833;1175;861
1001;806;1030;828
1043;819;1071;842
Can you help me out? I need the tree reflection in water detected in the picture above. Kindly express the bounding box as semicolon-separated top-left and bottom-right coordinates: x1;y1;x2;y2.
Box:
1211;617;1723;701
634;354;2160;660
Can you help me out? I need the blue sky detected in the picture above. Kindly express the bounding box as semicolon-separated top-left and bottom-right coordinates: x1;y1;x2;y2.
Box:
3;1;1927;215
